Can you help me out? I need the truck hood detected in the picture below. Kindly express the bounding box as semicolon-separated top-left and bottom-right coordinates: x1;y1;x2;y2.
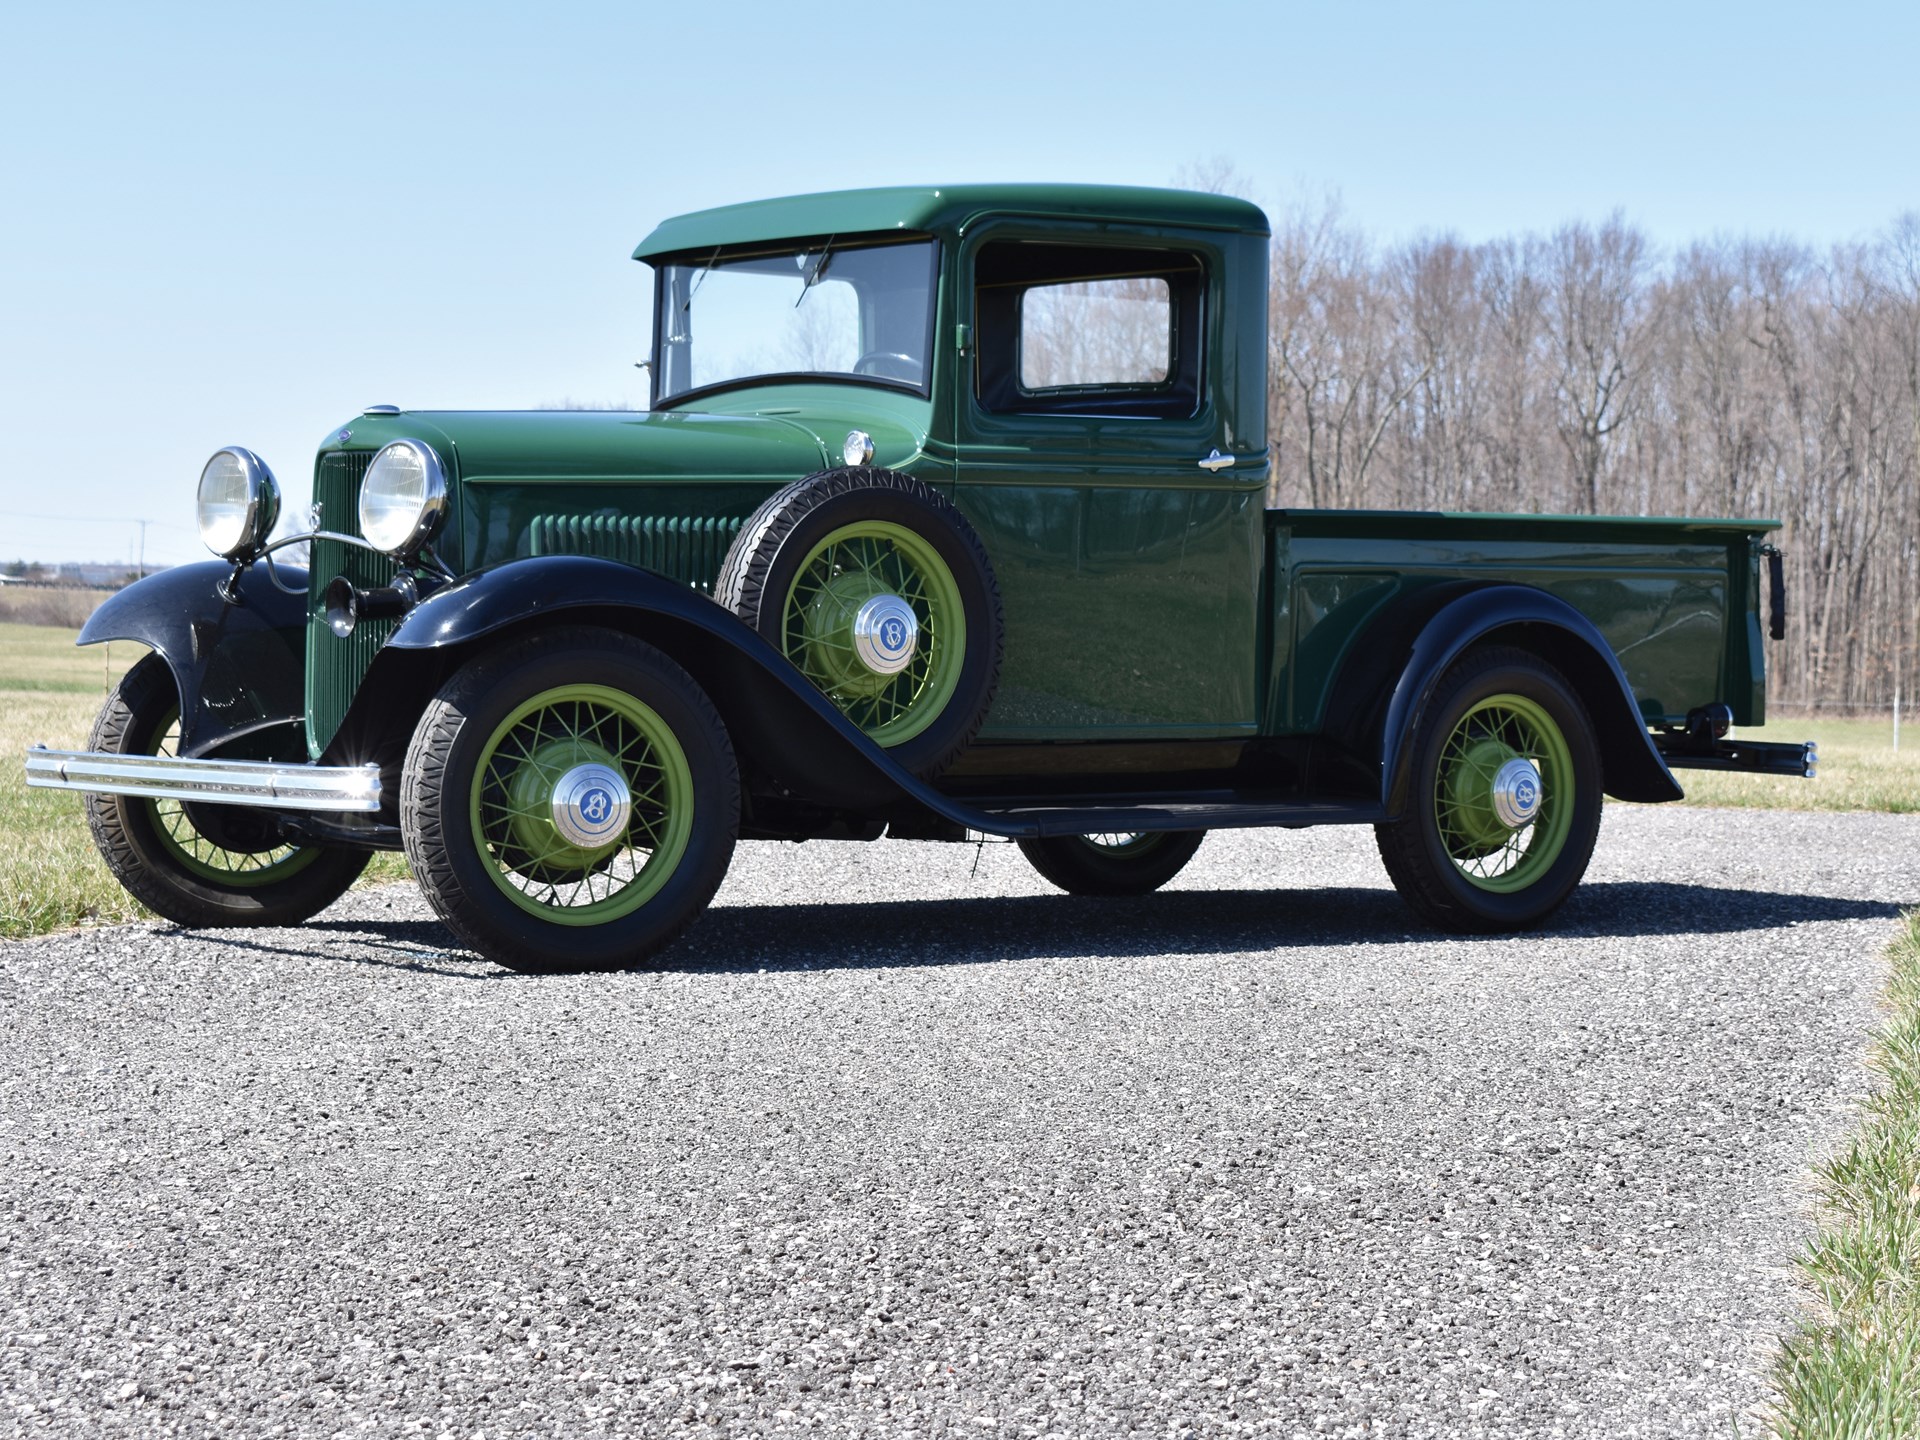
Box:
319;394;929;482
322;408;833;483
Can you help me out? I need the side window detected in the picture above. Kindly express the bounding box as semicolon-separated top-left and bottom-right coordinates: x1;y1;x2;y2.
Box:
1020;278;1170;389
974;242;1204;418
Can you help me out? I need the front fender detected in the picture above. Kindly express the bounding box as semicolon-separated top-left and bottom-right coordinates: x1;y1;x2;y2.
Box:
334;556;935;815
1372;585;1682;810
77;560;309;759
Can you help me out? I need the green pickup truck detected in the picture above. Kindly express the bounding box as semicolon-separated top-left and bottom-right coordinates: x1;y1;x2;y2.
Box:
25;184;1812;969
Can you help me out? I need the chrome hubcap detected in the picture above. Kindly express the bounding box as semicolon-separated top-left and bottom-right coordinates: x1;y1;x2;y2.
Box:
851;593;918;676
548;762;632;848
1489;757;1543;830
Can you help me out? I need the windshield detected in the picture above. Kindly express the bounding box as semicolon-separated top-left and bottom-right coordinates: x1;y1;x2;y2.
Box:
652;237;937;405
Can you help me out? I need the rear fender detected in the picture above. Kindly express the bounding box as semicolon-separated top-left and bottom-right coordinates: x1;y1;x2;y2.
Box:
329;556;925;814
76;561;308;759
1326;583;1682;814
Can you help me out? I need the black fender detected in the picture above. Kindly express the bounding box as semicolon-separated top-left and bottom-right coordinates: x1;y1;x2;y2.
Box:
76;560;309;759
1325;582;1682;813
330;555;942;817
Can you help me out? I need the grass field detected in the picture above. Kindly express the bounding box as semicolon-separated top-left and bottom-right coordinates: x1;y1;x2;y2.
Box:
1;620;1914;940
0;622;405;940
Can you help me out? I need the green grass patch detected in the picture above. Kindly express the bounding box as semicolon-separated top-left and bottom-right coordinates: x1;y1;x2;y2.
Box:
1770;911;1920;1437
1679;717;1919;814
0;622;406;941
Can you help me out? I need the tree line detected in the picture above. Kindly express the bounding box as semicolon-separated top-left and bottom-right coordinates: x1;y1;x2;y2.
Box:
1262;201;1920;711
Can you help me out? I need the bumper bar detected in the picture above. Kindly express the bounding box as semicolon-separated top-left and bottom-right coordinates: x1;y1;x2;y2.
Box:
23;745;382;812
1654;735;1818;778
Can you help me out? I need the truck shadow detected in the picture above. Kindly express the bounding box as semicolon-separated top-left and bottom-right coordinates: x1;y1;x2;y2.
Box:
656;880;1909;973
271;878;1912;977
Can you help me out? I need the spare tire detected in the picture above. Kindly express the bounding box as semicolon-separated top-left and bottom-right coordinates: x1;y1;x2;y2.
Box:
715;467;1003;778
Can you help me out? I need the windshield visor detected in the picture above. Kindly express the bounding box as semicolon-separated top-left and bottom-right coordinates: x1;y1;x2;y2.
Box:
653;237;937;404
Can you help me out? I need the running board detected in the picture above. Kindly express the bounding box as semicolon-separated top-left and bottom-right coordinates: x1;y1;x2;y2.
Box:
24;745;383;812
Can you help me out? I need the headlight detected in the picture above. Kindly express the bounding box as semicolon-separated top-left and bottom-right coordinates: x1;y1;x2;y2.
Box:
359;439;449;555
197;447;281;559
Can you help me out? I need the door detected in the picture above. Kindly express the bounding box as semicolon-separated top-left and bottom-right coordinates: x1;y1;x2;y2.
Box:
952;224;1266;740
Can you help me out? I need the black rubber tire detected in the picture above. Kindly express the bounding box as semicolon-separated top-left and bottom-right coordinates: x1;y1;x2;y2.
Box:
1374;646;1603;933
82;655;369;928
399;626;738;972
714;467;1003;778
1017;830;1206;896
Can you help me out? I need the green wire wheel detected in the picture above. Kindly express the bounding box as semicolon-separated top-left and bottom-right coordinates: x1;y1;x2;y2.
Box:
1018;829;1206;896
780;519;967;748
80;654;367;928
466;683;694;924
1430;692;1575;893
1376;646;1602;933
716;468;1003;778
402;627;739;971
143;709;318;888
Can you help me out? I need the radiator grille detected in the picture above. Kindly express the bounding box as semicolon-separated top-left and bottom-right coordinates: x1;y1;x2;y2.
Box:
529;513;742;593
305;453;396;760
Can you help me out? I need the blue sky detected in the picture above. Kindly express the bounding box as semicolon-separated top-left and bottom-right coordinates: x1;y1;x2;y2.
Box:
3;0;1914;567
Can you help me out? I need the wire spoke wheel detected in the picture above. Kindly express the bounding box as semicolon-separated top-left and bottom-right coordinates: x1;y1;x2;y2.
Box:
781;520;966;746
715;469;1003;778
80;653;368;929
1018;829;1205;896
1083;832;1158;853
144;710;316;887
1375;646;1602;933
1431;693;1575;893
467;683;694;925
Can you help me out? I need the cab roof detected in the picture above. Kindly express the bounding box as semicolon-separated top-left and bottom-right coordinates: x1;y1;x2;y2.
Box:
632;184;1271;262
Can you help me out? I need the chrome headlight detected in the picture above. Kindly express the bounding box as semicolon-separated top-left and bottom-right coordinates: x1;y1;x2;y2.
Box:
359;439;449;556
197;447;281;559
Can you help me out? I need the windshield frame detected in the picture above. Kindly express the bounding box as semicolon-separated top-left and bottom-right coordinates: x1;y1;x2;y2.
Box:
648;233;941;409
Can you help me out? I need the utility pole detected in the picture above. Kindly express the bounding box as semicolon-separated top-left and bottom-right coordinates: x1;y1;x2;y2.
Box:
136;519;148;580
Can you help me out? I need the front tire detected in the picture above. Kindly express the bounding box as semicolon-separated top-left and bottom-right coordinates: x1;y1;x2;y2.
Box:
1374;646;1602;932
400;627;738;971
1017;831;1206;896
83;655;368;928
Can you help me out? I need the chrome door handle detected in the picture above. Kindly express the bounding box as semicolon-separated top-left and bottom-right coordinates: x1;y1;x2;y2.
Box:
1197;448;1236;472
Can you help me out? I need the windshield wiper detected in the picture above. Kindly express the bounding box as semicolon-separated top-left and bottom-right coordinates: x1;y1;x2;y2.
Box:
795;235;836;308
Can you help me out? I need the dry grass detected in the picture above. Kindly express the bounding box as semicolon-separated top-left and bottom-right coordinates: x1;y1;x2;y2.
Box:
0;622;405;941
0;586;115;628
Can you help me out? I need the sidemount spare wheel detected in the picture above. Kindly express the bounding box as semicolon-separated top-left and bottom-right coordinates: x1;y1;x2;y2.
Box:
1019;831;1206;897
715;467;1003;778
1375;644;1603;933
400;626;739;972
83;654;369;928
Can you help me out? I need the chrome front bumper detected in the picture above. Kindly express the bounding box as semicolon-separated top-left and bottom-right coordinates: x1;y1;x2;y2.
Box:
23;746;382;812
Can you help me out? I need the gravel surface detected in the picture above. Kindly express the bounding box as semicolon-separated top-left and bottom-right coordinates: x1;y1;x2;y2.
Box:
3;805;1915;1439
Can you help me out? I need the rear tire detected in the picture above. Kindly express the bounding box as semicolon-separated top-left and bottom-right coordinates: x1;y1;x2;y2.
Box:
1017;830;1206;896
1374;646;1602;932
400;627;738;971
83;655;368;928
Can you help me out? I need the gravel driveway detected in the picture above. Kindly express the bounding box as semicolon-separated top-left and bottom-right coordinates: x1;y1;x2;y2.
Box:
3;806;1915;1438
